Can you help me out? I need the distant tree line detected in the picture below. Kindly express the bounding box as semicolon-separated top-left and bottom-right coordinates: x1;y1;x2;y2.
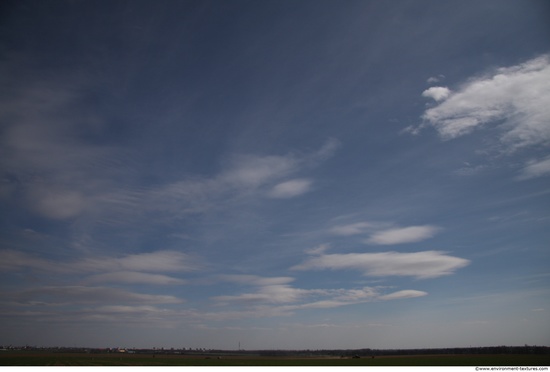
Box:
256;346;549;357
2;345;548;357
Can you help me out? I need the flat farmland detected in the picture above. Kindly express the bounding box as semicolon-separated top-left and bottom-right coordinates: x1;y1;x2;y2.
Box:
1;352;549;366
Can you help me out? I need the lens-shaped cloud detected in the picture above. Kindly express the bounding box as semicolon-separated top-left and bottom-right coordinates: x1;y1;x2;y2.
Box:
293;251;469;279
365;225;440;245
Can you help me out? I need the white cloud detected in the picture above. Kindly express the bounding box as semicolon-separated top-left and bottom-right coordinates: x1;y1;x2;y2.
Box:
213;284;314;304
84;271;186;285
280;300;353;310
329;222;372;236
78;250;196;273
218;275;295;286
422;86;450;101
0;303;196;328
365;225;439;245
147;139;338;217
292;251;470;279
332;287;378;301
379;290;428;300
215;274;377;307
11;286;183;305
0;250;52;272
0;75;119;222
418;54;550;150
518;156;550;180
0;249;195;275
453;163;487;177
268;179;312;199
427;75;445;84
0;80;106;175
211;283;424;312
94;305;169;315
222;154;298;189
329;222;438;244
221;139;338;191
29;189;87;220
213;275;389;313
0;71;338;224
305;243;330;255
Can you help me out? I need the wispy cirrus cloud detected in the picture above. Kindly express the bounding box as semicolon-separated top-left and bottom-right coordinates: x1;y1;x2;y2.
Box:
0;62;146;230
0;250;54;272
0;249;195;283
292;251;469;279
517;156;550;180
218;139;338;193
221;154;299;189
0;303;201;329
212;279;426;313
0;64;340;225
28;189;88;220
4;286;183;306
127;139;339;219
78;250;197;273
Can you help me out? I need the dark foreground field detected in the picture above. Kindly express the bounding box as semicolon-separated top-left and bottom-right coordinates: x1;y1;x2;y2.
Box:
1;352;549;366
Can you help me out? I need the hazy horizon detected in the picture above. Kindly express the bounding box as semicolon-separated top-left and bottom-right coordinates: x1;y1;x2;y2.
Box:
1;0;549;350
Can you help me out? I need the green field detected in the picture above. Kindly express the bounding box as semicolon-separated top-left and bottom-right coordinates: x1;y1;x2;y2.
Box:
1;352;549;366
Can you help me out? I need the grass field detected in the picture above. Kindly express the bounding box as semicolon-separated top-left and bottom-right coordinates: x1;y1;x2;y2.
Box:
1;352;549;366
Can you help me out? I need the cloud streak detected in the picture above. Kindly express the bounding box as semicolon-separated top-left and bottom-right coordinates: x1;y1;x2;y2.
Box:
217;275;295;286
84;271;186;285
211;281;427;314
328;222;440;245
136;139;338;219
0;249;195;278
5;286;183;306
365;225;440;245
0;65;339;227
379;290;428;300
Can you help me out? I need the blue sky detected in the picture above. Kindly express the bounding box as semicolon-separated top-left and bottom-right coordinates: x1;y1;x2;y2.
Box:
1;0;549;350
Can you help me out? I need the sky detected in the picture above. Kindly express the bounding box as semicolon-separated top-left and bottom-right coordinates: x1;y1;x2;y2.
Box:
0;0;549;350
